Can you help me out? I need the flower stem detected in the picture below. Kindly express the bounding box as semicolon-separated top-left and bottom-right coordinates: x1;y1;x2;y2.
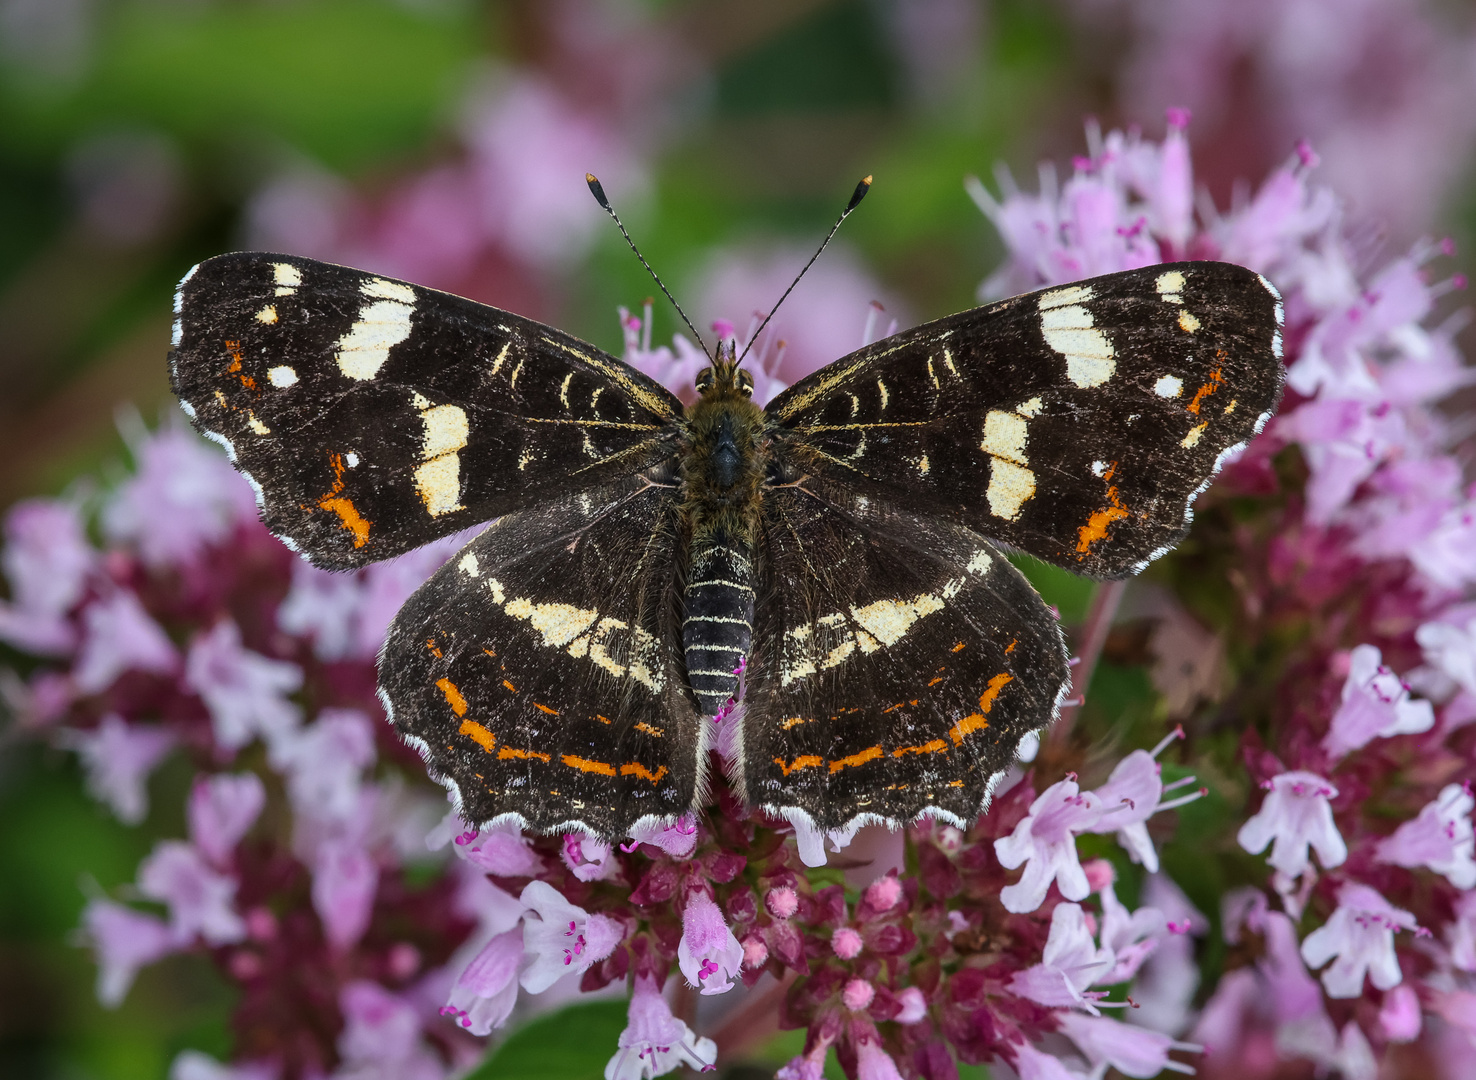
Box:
1047;579;1126;751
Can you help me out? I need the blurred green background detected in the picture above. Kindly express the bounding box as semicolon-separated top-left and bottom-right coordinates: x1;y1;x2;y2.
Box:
3;1;1475;1077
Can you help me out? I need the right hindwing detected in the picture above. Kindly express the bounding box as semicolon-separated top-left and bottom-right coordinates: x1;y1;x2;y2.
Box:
378;470;701;838
170;253;685;569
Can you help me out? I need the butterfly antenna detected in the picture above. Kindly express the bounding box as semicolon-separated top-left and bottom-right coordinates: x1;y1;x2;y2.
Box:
737;175;872;367
586;173;712;362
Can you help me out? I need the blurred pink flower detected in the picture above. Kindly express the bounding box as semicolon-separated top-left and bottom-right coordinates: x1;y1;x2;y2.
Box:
269;708;376;821
336;980;445;1080
1056;1012;1200;1078
137;840;246;946
1300;883;1419;998
184;620;302;751
169;1050;279;1080
83;898;178;1007
1323;644;1435;760
73;589;177;694
62;714;174;824
1375;782;1475;888
0;498;93;654
187;772;265;867
311;836;379;952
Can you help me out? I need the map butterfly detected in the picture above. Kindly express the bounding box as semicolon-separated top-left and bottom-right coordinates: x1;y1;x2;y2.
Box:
169;191;1284;841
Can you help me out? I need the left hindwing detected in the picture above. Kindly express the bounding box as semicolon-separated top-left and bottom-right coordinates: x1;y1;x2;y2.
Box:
170;253;683;570
765;261;1284;578
378;469;700;838
741;475;1069;832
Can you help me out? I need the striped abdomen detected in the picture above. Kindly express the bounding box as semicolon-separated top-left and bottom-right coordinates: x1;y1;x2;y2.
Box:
683;541;755;716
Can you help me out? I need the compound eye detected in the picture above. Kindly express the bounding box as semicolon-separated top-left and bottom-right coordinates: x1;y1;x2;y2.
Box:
695;367;714;394
737;369;755;397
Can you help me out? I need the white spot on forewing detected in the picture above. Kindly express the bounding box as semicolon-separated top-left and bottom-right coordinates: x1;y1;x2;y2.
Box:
1154;374;1182;397
256;305;277;325
851;594;945;646
966;549;992;576
1156;270;1186;300
1039;305;1116;387
1178;310;1201;333
268;365;298;388
1039;284;1094;309
487;578;506;604
1182;422;1208;448
980;410;1028;464
1016;396;1044;418
459;553;480;577
419;404;468;460
273;263;301;287
413;456;463;516
877;379;889;410
247;415;270;435
987;458;1036;520
345;452;359;468
336;299;413;380
1091;460;1108;476
361;277;415;303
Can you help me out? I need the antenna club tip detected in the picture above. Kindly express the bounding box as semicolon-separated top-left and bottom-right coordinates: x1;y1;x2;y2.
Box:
846;176;873;213
585;173;612;211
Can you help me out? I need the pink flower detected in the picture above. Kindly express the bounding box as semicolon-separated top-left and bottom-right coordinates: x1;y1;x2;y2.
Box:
562;832;617;882
518;880;622;993
137;840;245;945
335;980;443;1080
1096;875;1167;985
1130;874;1207;1035
103;423;257;568
1300;883;1419;998
1008;1039;1091;1080
1056;1013;1201;1078
1449;890;1476;971
895;986;928;1024
1323;644;1435;760
1374;782;1475;888
61;714;174;824
1009;902;1114;1014
624;813;698;859
832;927;863;960
1236;771;1347;879
440;928;522;1036
276;560;364;660
994;776;1105;913
605;974;717;1079
184;621;302;751
269;708;375;821
1379;984;1423;1042
619;302;710;403
766;886;799;919
0;498;93;655
775;1041;829;1080
82;898;178;1006
852;1024;905;1080
187;772;265;866
311;836;378;952
677;890;743;996
73;589;178;694
842;978;875;1012
1416;606;1476;697
1085;729;1202;872
446;819;544;877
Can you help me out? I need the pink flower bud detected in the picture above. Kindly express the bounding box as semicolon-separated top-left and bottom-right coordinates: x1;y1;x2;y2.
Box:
766;886;799;919
863;875;902;913
832;926;864;959
842;977;875;1012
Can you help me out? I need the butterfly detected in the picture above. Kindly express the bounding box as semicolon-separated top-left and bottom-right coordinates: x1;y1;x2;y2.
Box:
170;242;1283;842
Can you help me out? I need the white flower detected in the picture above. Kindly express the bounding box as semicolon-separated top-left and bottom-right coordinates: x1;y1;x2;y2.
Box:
676;890;743;996
605;975;716;1079
1322;644;1434;760
1009;902;1114;1014
1237;771;1347;878
994;777;1105;913
519;880;622;993
1300;883;1418;998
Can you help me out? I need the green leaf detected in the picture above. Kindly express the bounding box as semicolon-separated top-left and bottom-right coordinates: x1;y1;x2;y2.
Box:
466;999;629;1080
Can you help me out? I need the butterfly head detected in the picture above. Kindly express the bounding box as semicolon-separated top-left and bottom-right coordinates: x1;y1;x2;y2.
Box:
694;340;755;400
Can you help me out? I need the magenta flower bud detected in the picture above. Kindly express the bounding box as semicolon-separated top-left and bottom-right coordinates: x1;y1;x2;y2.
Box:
841;977;875;1012
741;933;768;969
766;885;799;919
832;926;863;959
895;986;928;1024
862;874;902;914
1082;858;1116;894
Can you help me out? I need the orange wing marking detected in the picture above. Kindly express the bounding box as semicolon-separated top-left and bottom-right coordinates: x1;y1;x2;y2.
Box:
532;702;560;716
951;641;966;652
774;755;825;776
829;745;883;773
224;340;257;391
436;678;467;717
620;762;668;784
317;452;371;547
1005;638;1018;654
1077;472;1128;555
634;722;664;737
562;754;616;776
948;673;1013;745
892;739;948;757
458;719;496;753
426;637;443;659
781;716;810;730
502;679;518;693
498;747;550;763
1186;364;1225;415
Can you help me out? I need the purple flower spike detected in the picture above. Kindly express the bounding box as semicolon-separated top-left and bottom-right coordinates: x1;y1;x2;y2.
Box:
994;776;1105;912
677;890;743;996
605;974;717;1080
441;928;523;1036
